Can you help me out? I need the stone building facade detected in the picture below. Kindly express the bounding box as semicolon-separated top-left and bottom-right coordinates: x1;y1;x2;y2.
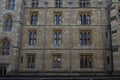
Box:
0;0;24;75
110;0;120;71
0;0;120;77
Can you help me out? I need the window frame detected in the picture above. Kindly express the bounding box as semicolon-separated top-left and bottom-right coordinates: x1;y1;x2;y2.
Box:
0;67;6;76
53;30;62;46
80;55;93;68
4;15;13;32
6;0;15;10
52;54;62;68
30;13;38;26
79;30;92;45
2;40;10;55
27;54;35;69
54;12;62;26
79;13;91;25
55;0;62;8
79;0;90;8
28;30;37;46
31;0;39;8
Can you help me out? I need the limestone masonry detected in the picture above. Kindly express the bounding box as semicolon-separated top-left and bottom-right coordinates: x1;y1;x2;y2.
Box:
0;0;120;77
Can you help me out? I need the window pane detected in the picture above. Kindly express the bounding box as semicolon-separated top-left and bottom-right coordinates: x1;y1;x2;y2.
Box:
29;33;33;39
32;56;35;62
33;40;36;45
54;33;57;38
29;40;32;45
83;15;86;25
58;33;61;38
80;33;83;45
5;20;9;31
87;15;90;25
34;32;37;38
7;41;10;49
59;16;62;25
10;20;13;31
58;40;61;45
88;32;90;39
35;15;38;25
80;33;83;38
84;32;87;39
80;15;82;25
80;39;83;45
54;40;57;45
12;4;15;9
80;57;83;68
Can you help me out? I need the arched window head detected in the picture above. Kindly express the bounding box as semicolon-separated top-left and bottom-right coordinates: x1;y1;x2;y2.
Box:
4;15;13;31
2;39;10;55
